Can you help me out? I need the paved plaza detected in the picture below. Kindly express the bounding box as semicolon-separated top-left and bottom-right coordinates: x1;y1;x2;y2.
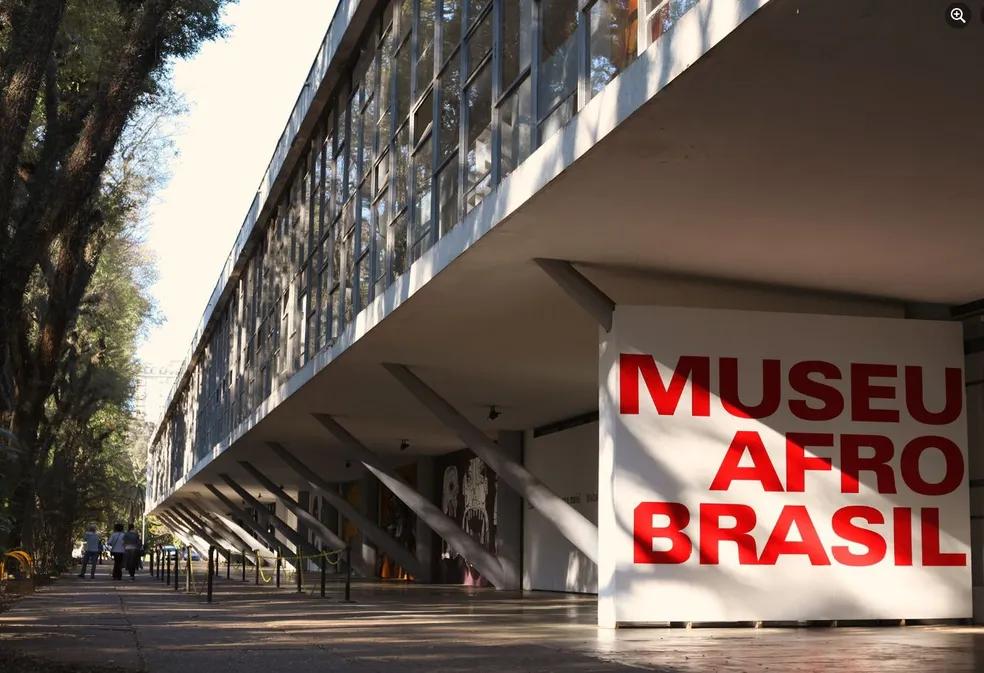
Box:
1;565;984;672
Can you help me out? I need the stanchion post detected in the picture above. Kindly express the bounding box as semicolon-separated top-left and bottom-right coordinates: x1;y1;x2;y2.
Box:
296;554;303;594
320;554;326;599
241;549;247;582
206;546;214;604
226;551;230;580
186;547;192;592
149;547;154;577
165;551;171;586
275;548;281;588
344;546;352;603
174;546;180;591
254;550;260;585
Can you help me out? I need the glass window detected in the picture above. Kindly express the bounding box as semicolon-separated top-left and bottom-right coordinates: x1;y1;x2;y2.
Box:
539;95;575;141
588;0;637;98
399;0;413;39
374;196;388;283
539;0;579;121
412;136;433;255
376;149;390;196
361;106;375;180
359;179;372;255
330;287;340;340
357;256;370;311
332;223;343;284
396;42;412;121
466;11;492;76
465;63;492;209
414;90;433;146
391;213;408;278
342;233;355;324
442;0;462;62
438;63;459;161
333;144;345;215
347;94;360;195
436;156;459;238
501;0;533;89
467;0;490;26
394;124;411;213
499;76;532;179
415;5;435;98
319;268;330;348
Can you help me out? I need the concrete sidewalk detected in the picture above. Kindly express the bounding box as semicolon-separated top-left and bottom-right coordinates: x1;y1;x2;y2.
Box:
3;564;984;672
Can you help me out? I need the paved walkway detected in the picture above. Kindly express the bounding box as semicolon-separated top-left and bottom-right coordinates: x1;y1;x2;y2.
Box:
3;564;984;672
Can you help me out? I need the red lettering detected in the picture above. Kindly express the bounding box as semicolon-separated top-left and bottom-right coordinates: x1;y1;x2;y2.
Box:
831;506;886;566
698;503;758;565
759;505;831;565
850;363;899;423
785;433;833;492
905;366;963;426
789;360;844;421
619;354;710;416
840;434;896;494
893;507;913;566
710;431;784;492
900;436;964;496
719;358;781;419
633;502;692;564
921;508;966;566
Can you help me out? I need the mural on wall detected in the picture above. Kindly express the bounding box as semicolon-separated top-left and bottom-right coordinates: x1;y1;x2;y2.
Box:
378;464;418;579
436;450;499;586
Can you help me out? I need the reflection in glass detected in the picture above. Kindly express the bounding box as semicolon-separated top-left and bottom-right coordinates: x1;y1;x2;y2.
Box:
439;63;460;162
589;0;637;98
467;12;492;76
374;195;388;284
465;63;492;207
416;6;435;99
412;136;433;258
357;256;370;312
359;179;372;255
501;0;533;89
414;91;433;146
442;0;461;62
394;125;411;214
396;43;411;121
391;214;408;278
437;156;459;238
499;77;532;179
539;0;578;123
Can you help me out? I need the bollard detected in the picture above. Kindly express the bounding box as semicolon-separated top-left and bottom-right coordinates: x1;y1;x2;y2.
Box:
275;548;281;588
174;547;180;591
149;548;154;577
186;547;192;592
226;552;230;580
344;546;352;603
206;546;214;603
254;550;260;585
320;554;327;599
157;548;162;580
242;549;247;582
296;554;303;594
165;552;172;586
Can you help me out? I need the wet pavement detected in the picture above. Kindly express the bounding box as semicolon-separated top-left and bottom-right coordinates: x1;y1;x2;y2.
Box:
2;564;984;672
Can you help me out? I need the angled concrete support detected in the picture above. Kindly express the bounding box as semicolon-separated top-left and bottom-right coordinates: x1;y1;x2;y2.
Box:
238;461;373;577
383;363;599;564
159;512;205;550
533;258;615;332
266;442;428;581
168;507;231;560
185;501;256;552
175;503;245;555
313;413;505;587
203;483;280;552
219;474;323;561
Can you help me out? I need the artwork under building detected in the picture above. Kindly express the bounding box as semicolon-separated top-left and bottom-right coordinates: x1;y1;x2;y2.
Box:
436;450;499;586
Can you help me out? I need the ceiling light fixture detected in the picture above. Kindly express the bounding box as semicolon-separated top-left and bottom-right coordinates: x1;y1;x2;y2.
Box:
488;405;500;421
400;439;410;451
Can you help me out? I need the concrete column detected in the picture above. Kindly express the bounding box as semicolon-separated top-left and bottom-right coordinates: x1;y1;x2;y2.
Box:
266;443;427;580
181;502;257;557
494;431;524;589
174;503;239;556
416;457;437;582
167;508;231;560
219;474;323;563
313;413;506;587
159;512;210;553
361;476;379;573
382;364;598;564
964;322;984;623
204;483;280;551
236;462;374;577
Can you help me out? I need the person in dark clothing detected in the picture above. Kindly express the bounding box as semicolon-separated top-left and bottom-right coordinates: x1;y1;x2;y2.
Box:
122;523;142;581
107;523;126;580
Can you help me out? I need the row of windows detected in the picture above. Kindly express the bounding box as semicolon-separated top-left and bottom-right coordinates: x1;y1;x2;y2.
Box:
149;0;699;499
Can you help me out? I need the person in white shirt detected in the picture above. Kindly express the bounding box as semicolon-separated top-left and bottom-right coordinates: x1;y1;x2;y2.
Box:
106;523;126;581
77;525;102;579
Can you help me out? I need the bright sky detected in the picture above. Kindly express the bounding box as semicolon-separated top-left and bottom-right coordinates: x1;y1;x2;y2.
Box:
138;0;337;368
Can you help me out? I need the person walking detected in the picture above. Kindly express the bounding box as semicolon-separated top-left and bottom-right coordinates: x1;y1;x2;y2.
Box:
107;523;126;581
122;523;142;581
77;525;101;579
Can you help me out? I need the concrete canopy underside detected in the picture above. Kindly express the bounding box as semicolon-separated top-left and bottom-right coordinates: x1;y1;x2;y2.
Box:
153;0;984;511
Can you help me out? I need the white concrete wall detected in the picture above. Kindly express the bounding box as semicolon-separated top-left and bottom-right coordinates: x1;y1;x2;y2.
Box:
523;422;599;594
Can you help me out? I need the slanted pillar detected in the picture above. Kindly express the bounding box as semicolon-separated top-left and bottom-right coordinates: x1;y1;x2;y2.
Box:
204;484;280;552
382;364;599;564
176;503;248;556
168;508;231;561
267;442;428;580
159;512;205;551
238;461;373;577
533;258;615;332
219;474;325;563
416;457;436;581
313;413;506;587
185;501;257;554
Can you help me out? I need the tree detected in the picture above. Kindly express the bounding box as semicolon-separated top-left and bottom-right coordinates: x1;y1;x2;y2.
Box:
0;0;233;551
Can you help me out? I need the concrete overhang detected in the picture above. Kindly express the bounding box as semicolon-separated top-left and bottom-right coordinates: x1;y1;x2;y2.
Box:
151;0;984;513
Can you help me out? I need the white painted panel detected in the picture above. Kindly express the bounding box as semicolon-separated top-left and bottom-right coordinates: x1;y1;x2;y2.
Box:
523;422;599;593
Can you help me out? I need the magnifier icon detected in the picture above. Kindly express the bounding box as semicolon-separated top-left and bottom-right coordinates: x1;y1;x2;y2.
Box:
950;7;967;22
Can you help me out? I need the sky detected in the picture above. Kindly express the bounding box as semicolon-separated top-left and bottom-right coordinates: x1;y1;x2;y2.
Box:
137;0;338;369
